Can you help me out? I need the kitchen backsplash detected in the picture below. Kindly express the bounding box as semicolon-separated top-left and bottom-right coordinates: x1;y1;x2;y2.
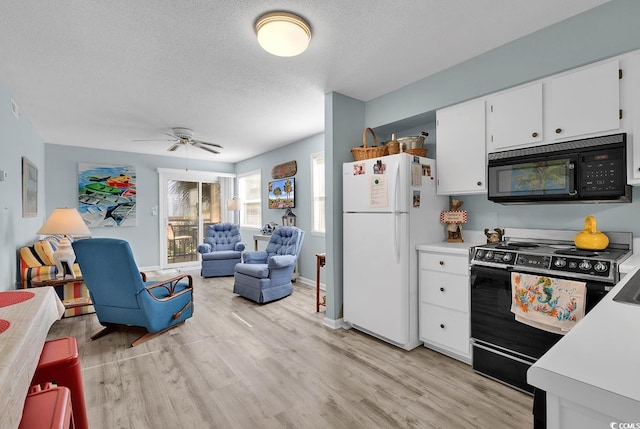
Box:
456;188;640;237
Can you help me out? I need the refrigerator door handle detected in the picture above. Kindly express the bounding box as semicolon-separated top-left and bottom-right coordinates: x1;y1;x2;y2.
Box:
394;213;400;263
393;161;401;263
394;162;400;212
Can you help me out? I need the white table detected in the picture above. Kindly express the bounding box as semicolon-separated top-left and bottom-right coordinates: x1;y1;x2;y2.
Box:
252;233;272;251
0;287;65;429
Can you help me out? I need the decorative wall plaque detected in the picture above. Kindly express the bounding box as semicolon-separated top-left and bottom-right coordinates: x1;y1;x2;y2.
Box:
271;160;297;179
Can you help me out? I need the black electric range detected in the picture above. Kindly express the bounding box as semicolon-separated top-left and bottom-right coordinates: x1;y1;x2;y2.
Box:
471;228;632;284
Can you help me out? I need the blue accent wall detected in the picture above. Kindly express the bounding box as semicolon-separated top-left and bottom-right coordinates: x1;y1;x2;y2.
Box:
0;81;45;290
325;0;640;321
43;144;235;268
232;133;325;284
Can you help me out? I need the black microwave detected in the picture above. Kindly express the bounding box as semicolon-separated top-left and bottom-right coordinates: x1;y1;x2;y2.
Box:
487;133;631;204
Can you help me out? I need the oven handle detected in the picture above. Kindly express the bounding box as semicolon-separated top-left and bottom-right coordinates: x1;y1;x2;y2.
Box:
471;264;514;279
471;340;536;366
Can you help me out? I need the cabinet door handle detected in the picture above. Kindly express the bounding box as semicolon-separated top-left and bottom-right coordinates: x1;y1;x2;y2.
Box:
532;132;538;138
440;324;445;329
476;181;482;186
555;128;562;134
439;260;445;266
439;287;445;292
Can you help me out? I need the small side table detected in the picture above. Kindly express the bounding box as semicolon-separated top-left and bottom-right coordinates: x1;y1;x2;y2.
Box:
316;253;326;312
30;276;92;310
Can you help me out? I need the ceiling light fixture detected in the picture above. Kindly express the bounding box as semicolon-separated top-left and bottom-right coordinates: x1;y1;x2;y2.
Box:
255;12;311;57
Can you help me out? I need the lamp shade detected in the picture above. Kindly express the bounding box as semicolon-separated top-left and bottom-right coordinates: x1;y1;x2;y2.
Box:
37;208;91;236
227;198;240;211
255;12;311;57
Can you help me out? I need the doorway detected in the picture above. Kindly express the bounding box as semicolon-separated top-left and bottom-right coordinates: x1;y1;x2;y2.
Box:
158;169;235;269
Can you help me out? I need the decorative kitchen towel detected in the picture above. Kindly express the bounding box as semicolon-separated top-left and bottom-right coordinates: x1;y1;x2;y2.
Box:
510;272;586;335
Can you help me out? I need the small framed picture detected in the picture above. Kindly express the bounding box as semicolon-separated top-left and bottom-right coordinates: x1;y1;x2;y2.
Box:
22;156;37;217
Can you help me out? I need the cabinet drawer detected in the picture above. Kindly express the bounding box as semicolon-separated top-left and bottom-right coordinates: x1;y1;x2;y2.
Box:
420;271;469;312
420;303;470;355
419;252;468;275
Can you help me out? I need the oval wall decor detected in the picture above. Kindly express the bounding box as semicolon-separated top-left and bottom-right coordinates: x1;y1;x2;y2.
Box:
271;160;297;179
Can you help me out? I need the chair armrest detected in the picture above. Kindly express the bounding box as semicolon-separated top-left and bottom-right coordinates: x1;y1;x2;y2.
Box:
140;272;147;282
144;274;193;302
243;251;268;264
268;254;296;269
234;242;246;252
197;243;213;254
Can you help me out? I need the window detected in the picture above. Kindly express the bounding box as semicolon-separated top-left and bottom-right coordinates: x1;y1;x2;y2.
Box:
311;152;325;234
238;170;262;228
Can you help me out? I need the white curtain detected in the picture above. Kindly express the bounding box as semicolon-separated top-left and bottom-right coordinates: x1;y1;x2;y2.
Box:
220;176;235;223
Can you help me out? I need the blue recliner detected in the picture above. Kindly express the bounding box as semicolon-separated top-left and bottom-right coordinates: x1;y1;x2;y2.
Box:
197;223;245;277
72;238;194;347
233;226;304;304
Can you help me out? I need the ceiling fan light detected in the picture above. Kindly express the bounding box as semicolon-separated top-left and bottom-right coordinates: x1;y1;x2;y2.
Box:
255;12;311;57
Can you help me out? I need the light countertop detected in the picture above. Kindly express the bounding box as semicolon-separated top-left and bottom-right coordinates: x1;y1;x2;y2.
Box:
416;241;481;255
416;230;484;255
620;253;640;275
527;264;640;421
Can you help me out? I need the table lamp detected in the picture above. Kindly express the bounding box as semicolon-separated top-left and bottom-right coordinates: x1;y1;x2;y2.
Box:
37;208;91;278
227;197;240;224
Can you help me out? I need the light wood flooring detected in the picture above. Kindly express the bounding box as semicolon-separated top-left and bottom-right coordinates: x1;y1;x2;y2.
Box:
48;273;533;429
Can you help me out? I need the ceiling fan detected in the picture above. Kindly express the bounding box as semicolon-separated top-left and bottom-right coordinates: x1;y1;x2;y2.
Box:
135;127;223;154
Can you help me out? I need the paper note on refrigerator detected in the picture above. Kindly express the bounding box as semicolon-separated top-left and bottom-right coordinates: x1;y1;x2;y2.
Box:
411;162;422;186
369;176;388;208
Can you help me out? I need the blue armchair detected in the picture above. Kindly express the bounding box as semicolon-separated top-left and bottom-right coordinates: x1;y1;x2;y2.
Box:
72;238;194;347
197;223;245;277
233;226;304;304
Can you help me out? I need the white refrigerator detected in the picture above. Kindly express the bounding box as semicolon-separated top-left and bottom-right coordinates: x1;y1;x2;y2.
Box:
343;153;448;350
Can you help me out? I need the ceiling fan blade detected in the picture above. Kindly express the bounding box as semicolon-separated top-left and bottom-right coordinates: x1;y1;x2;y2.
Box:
194;139;223;148
193;142;220;154
167;143;182;152
161;132;178;138
132;138;177;142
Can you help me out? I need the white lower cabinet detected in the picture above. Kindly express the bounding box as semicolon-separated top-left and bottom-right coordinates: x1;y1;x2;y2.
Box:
418;248;471;364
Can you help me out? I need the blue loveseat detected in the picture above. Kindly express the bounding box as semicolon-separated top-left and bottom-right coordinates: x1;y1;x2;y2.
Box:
197;223;245;277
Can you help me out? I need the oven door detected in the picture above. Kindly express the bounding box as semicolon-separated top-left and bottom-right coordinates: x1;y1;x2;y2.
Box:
470;265;563;360
471;264;611;357
487;155;577;204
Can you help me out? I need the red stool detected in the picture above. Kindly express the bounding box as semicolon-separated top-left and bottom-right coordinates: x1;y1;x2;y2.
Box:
32;337;88;429
20;383;74;429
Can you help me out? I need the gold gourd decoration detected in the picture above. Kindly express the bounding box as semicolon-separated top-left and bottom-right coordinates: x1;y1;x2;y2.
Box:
574;215;609;250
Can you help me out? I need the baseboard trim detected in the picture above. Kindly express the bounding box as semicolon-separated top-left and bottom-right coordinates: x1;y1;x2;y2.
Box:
323;317;349;330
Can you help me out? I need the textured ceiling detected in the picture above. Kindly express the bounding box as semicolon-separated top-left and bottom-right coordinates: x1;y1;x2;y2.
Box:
0;0;610;162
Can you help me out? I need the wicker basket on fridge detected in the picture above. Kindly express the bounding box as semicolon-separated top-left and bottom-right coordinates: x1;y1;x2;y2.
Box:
385;133;401;155
404;148;428;157
351;128;388;161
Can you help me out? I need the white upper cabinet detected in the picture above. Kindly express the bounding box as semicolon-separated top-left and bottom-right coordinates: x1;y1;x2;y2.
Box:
547;59;620;140
436;99;486;195
621;52;640;183
487;83;543;152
